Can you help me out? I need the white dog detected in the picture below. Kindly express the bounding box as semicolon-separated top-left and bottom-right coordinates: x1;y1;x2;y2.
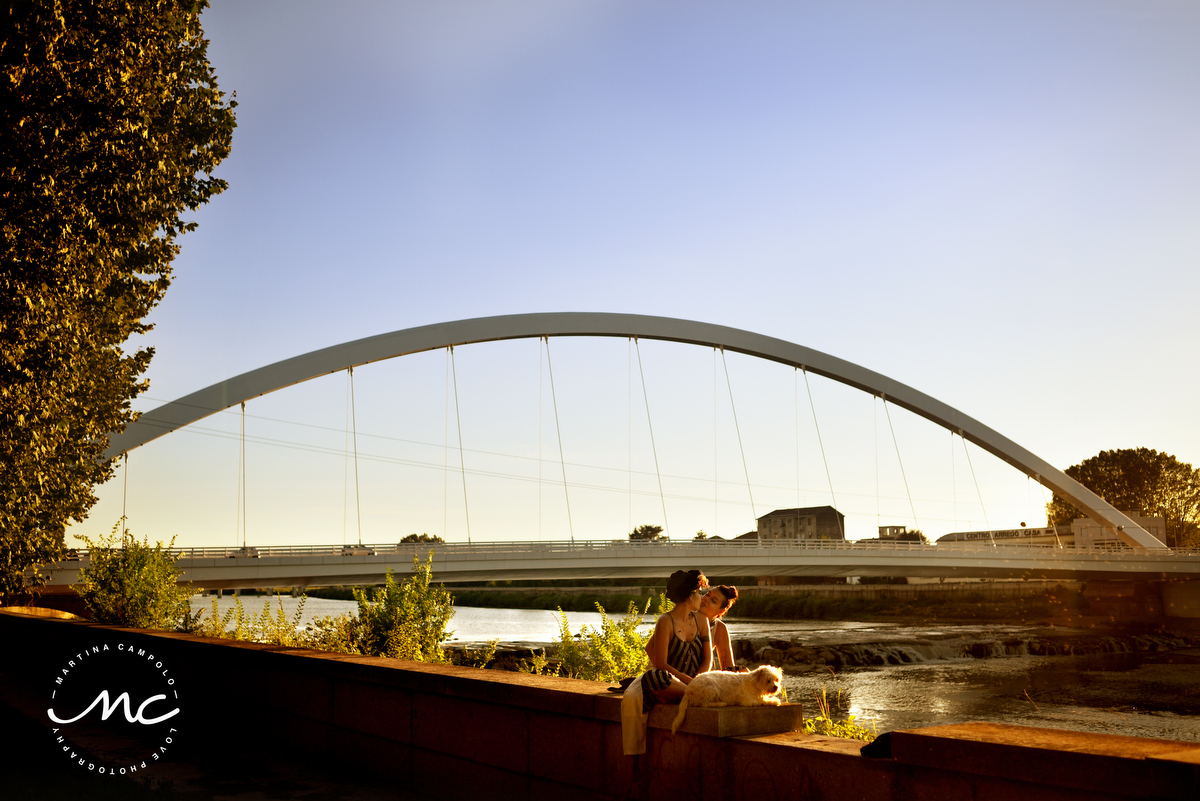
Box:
670;665;784;734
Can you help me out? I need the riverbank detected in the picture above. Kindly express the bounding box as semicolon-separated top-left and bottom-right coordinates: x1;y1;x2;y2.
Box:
438;583;1090;625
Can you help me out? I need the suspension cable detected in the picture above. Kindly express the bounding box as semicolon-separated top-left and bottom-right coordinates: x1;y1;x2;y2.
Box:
794;368;801;509
882;396;919;531
443;348;450;540
449;346;472;543
720;348;757;524
544;338;574;542
542;335;547;541
239;401;246;548
951;430;958;532
874;395;880;529
801;368;844;539
716;349;720;535
349;366;363;546
344;370;351;547
633;338;669;538
961;434;993;545
1034;475;1062;547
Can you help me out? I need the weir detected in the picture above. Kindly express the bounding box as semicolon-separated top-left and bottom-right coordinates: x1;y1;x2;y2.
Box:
2;609;1197;800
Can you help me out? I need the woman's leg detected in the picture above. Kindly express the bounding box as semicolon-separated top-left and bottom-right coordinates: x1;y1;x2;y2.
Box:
648;675;688;703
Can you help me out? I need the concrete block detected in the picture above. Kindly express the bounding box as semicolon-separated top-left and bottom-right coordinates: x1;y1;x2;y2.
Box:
527;772;621;801
442;669;607;718
332;679;411;743
598;719;636;798
655;701;805;738
644;727;704;800
411;691;529;773
527;709;606;788
1146;746;1200;800
409;746;530;801
890;721;1200;798
326;727;412;782
263;665;333;723
269;708;333;755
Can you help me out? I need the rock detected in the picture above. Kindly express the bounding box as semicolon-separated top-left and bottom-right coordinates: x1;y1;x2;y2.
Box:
758;647;786;664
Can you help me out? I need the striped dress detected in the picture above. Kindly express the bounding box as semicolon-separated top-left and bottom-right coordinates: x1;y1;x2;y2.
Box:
641;612;706;712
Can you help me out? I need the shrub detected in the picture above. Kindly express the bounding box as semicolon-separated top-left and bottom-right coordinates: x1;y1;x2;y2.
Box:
185;594;309;646
74;522;195;630
302;612;362;654
804;684;877;742
524;594;667;682
353;553;454;661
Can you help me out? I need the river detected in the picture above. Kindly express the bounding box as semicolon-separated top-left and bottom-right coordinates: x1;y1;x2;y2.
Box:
190;596;1200;743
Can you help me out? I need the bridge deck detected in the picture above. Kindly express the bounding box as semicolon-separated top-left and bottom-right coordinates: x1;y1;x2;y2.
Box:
43;540;1200;591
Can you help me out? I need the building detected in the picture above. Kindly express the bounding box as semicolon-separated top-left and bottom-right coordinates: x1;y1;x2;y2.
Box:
744;506;846;541
935;512;1166;548
1072;511;1167;548
936;526;1069;546
850;525;929;544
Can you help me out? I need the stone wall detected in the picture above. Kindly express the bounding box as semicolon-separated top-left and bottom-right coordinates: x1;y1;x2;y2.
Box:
2;609;1198;800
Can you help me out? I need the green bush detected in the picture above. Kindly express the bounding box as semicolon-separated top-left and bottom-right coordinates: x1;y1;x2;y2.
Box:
803;684;877;742
353;554;454;661
524;594;668;682
185;594;308;647
74;522;195;630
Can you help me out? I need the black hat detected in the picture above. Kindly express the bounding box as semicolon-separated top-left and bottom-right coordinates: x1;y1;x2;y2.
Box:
666;569;704;603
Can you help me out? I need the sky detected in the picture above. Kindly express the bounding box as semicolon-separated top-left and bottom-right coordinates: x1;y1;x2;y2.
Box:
68;0;1200;550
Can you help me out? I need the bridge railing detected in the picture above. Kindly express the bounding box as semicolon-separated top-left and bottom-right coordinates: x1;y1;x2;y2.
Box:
60;538;1183;562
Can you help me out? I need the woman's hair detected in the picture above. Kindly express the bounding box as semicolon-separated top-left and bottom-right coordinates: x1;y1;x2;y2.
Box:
708;585;739;618
665;569;709;603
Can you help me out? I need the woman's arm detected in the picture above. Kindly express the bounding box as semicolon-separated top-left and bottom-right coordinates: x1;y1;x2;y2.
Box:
647;615;673;671
696;614;713;675
712;619;735;671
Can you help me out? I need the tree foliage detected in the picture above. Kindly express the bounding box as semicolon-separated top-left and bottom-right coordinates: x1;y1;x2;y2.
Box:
74;522;195;629
400;533;445;544
894;528;929;544
629;524;665;541
1046;448;1200;548
0;1;236;594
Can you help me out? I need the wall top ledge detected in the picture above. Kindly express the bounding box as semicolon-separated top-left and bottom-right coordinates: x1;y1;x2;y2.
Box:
891;722;1200;799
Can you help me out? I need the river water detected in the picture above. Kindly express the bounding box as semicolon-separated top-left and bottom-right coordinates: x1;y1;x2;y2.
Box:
190;596;1200;743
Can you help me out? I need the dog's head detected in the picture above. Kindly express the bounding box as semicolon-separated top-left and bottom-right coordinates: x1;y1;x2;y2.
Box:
753;665;784;697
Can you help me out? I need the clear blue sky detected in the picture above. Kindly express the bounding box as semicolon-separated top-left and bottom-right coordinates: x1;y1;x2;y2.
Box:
69;0;1200;549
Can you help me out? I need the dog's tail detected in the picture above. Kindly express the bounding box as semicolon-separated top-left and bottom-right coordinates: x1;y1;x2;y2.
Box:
670;695;690;735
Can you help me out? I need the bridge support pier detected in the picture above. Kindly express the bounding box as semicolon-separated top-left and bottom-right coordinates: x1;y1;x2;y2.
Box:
1162;581;1200;619
1082;580;1200;621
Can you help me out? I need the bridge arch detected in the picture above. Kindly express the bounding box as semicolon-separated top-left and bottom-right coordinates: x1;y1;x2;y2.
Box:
105;312;1164;548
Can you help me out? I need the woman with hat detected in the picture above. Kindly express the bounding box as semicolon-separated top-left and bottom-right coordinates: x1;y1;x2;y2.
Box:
621;569;711;755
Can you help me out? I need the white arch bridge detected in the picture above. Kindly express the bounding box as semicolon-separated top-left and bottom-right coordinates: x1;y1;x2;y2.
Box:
108;312;1167;550
45;540;1200;592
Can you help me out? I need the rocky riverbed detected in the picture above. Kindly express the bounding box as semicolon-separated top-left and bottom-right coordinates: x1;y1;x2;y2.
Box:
445;629;1196;674
733;630;1193;671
